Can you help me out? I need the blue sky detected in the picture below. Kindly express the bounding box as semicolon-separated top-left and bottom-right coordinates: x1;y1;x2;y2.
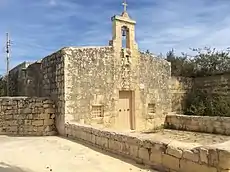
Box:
0;0;230;74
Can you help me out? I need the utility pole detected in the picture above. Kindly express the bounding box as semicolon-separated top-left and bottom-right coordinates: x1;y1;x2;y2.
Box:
6;32;10;96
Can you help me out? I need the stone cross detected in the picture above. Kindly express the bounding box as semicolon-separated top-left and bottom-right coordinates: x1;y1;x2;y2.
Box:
122;0;128;12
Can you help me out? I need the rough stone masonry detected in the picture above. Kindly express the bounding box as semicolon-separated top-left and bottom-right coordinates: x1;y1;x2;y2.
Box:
7;5;171;134
1;2;230;172
0;97;56;136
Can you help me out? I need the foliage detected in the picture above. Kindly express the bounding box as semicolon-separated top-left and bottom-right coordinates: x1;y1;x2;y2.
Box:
166;49;195;77
165;47;230;117
185;89;230;117
0;75;7;96
166;47;230;77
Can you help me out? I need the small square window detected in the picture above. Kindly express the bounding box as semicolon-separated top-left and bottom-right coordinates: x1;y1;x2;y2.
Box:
148;103;156;114
92;105;104;118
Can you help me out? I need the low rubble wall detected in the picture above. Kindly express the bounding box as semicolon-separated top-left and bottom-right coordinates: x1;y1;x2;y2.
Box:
65;123;230;172
0;97;56;136
165;114;230;135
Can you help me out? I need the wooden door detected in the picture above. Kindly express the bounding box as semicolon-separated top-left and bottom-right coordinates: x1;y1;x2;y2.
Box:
117;91;132;130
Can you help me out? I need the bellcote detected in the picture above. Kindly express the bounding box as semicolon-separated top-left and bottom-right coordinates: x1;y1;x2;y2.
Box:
109;1;138;52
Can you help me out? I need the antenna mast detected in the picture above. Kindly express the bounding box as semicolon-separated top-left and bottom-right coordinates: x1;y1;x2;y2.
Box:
6;32;11;96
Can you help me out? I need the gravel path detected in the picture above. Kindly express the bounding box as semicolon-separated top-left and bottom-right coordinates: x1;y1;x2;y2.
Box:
0;136;156;172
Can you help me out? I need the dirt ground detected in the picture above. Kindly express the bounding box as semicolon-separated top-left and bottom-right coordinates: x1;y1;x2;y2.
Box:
141;129;230;145
0;136;156;172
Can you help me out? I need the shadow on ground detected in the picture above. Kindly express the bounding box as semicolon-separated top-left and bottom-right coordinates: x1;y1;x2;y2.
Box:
0;162;31;172
60;136;160;172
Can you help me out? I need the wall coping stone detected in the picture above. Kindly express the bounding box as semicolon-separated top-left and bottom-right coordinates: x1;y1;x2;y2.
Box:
65;122;230;172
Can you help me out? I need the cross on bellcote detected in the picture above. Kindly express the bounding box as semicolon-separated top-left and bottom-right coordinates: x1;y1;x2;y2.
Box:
122;0;128;12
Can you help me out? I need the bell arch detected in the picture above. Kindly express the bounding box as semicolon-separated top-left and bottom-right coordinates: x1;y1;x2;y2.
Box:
121;26;131;49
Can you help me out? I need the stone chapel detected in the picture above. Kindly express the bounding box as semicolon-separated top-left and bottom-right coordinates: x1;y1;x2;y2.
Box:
8;2;171;134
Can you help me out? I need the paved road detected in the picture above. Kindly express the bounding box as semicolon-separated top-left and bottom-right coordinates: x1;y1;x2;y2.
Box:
0;136;157;172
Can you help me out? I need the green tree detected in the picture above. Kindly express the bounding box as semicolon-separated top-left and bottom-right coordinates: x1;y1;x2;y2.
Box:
191;47;230;76
0;75;6;96
166;49;195;77
167;47;230;77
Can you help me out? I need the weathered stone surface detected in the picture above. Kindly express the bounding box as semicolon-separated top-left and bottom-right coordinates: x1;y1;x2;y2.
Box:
0;97;56;136
129;145;138;157
199;148;209;164
208;148;219;167
138;147;149;161
165;115;230;136
218;149;230;169
183;150;199;162
180;159;217;172
162;154;180;171
150;148;162;164
166;141;183;158
65;123;230;172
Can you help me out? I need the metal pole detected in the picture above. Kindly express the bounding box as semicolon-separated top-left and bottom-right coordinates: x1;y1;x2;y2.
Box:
6;32;10;96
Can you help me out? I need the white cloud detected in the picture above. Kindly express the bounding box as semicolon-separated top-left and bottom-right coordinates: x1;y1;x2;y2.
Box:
1;0;230;74
130;0;230;55
49;0;57;6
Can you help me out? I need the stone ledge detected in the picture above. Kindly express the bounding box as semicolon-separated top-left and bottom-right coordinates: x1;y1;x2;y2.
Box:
165;114;230;136
65;122;230;172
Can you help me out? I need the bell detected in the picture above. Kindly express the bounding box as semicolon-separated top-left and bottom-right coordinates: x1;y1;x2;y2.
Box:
122;29;126;36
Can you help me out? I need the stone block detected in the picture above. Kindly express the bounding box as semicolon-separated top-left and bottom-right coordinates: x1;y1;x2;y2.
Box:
44;108;55;114
37;126;45;132
91;134;96;144
183;150;199;162
108;140;122;152
166;146;183;158
32;120;44;126
208;149;219;167
24;126;34;132
5;115;13;120
22;108;32;114
101;137;109;148
44;119;54;126
83;132;90;142
39;113;50;119
138;147;150;161
24;120;31;125
150;148;162;164
129;145;138;157
8;126;18;132
180;159;217;172
44;126;52;132
199;148;208;164
162;154;180;171
218;150;230;170
121;142;130;155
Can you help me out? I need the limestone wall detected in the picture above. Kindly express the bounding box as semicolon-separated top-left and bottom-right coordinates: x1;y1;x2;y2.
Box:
0;97;56;136
65;122;230;172
194;73;230;95
165;114;230;135
170;76;193;113
139;53;171;130
9;62;32;96
24;61;43;97
170;74;230;113
64;47;115;127
64;47;171;131
41;49;65;135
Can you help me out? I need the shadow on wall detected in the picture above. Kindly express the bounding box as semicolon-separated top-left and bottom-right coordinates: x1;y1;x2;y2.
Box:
0;162;31;172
